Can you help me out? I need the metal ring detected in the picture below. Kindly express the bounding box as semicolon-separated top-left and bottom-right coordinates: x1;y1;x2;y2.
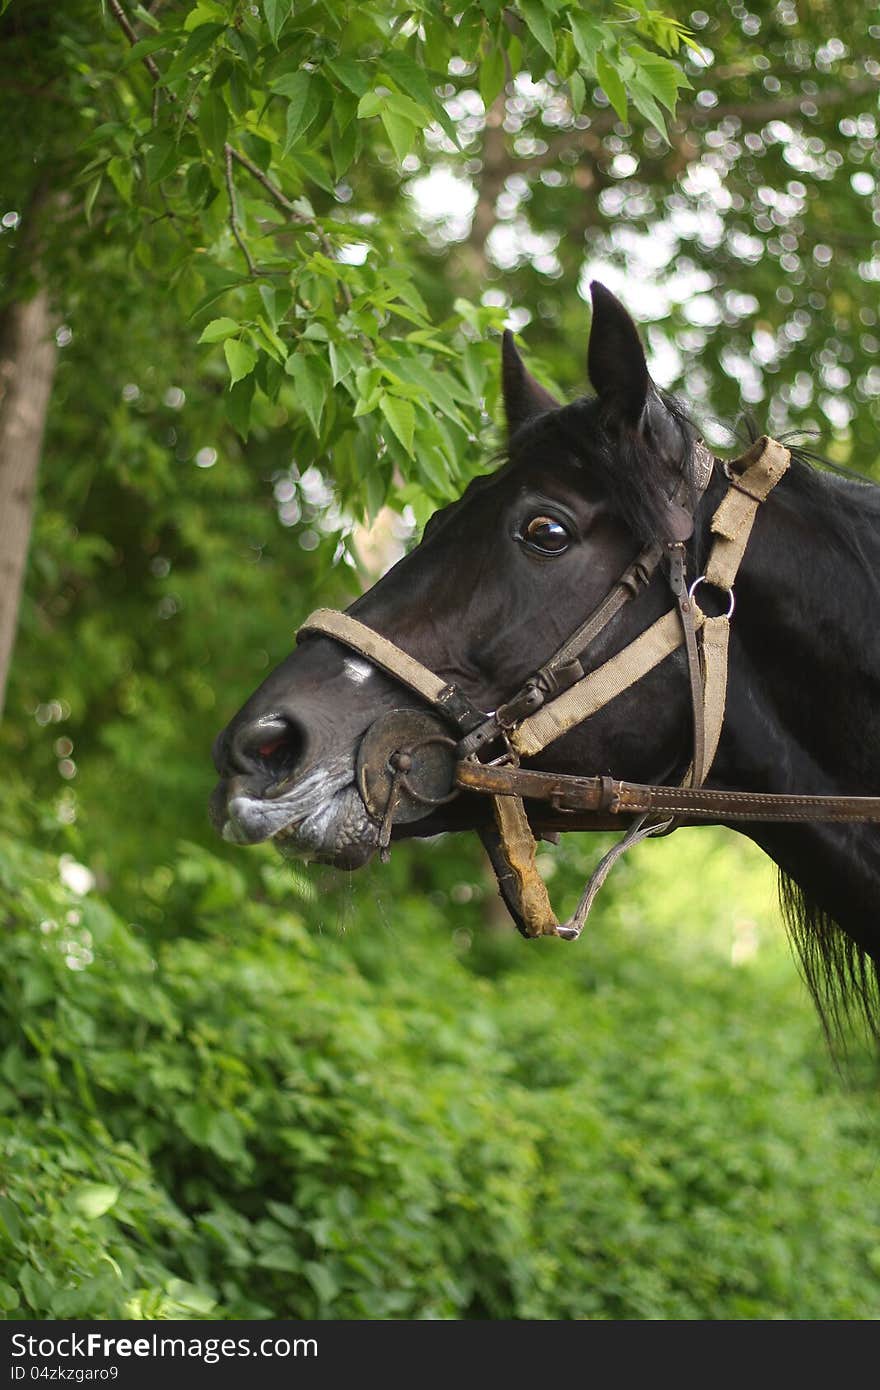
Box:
688;575;735;619
389;734;460;806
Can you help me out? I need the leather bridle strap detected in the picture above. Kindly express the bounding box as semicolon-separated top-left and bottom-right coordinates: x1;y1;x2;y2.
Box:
458;539;665;758
511;605;705;757
456;761;880;823
494;435;791;938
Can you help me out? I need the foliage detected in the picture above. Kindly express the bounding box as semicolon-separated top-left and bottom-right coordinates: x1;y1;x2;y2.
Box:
2;797;880;1320
2;0;880;1325
0;0;694;520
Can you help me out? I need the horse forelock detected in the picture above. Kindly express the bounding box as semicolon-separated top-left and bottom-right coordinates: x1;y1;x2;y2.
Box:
504;390;702;546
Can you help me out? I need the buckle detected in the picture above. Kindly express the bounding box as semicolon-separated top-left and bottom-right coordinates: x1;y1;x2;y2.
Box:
496;679;545;729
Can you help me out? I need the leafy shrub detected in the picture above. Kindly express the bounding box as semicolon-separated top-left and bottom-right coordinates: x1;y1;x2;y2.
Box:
2;807;879;1320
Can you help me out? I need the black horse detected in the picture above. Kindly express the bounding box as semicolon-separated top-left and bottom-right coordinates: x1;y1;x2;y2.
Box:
211;283;880;1037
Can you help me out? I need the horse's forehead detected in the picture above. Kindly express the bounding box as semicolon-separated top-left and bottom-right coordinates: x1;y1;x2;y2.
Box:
436;447;589;526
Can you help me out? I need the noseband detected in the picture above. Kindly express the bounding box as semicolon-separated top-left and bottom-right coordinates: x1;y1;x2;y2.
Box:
298;436;880;940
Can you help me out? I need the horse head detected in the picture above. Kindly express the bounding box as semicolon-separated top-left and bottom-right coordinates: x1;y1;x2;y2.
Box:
210;283;707;869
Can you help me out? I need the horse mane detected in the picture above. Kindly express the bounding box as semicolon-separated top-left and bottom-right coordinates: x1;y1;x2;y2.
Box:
779;871;880;1052
510;389;702;545
511;398;880;1049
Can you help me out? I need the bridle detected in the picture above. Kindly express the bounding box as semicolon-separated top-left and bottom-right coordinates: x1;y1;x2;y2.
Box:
298;436;880;940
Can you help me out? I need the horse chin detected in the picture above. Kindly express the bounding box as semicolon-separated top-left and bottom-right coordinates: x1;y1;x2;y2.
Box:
271;784;379;869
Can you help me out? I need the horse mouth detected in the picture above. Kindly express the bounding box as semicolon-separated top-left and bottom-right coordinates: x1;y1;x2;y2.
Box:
213;760;379;869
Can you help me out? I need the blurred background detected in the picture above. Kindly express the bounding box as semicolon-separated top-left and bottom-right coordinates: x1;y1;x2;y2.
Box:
1;0;879;1319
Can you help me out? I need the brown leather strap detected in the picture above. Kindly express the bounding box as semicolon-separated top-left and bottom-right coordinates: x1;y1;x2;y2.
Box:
489;793;560;937
538;541;664;673
668;543;706;788
458;540;665;756
456;760;880;824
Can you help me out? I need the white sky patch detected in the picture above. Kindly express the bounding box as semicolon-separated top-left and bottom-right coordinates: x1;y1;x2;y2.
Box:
407;168;478;242
59;855;95;896
338;242;370;265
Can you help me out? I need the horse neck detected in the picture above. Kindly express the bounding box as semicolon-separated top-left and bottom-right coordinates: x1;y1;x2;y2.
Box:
709;464;880;960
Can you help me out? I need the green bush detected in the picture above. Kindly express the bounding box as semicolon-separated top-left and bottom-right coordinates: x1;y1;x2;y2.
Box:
2;803;879;1320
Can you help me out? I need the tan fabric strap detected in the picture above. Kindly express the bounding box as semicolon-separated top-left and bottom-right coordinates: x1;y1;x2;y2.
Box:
698;614;730;783
511;605;705;757
706;435;790;591
299;608;450;706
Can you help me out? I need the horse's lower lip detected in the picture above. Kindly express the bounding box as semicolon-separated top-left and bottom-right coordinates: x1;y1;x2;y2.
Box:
224;791;303;844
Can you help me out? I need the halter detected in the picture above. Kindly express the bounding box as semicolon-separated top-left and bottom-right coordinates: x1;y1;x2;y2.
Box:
297;436;880;940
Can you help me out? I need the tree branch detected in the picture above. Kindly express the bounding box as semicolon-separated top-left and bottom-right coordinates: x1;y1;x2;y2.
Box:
225;146;308;220
107;0;162;84
107;0;353;305
223;145;256;276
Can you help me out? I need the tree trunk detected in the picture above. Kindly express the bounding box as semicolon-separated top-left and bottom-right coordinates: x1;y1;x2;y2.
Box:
0;283;57;717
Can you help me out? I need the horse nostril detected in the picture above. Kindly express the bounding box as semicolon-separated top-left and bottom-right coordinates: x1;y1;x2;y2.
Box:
230;717;306;785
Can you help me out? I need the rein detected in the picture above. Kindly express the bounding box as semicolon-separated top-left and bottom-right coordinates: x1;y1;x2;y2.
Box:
298;436;880;940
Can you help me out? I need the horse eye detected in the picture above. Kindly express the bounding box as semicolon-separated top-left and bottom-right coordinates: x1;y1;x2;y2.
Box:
522;515;571;555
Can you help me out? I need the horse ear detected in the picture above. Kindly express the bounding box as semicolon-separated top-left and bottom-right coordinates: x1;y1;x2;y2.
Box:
587;281;650;425
501;329;560;437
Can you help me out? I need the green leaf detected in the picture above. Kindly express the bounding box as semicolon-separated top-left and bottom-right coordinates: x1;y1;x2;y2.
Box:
263;0;292;45
568;12;604;71
628;77;668;139
83;175;102;227
357;90;383;120
71;1183;120;1220
227;375;255;439
122;34;172;68
379;393;416;454
596;52;628;121
290;150;336;194
304;1260;338;1304
330;119;358;179
628;45;691;113
0;1196;22;1246
199;317;240;343
0;1283;18;1313
416;440;454;497
380;51;460;148
164;23;226;81
277;72;315;154
569;70;586;113
184;2;228;30
285;352;329;437
391;355;464;424
198;90;228;158
227;27;258;70
518;0;557;60
145;136;179;185
228;63;249;115
224;339;258;385
479;43;506;109
106;156;132;204
383;91;431;127
328;339;358;385
258;285;278;328
380;109;417;164
325;54;369;97
272;67;311;101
